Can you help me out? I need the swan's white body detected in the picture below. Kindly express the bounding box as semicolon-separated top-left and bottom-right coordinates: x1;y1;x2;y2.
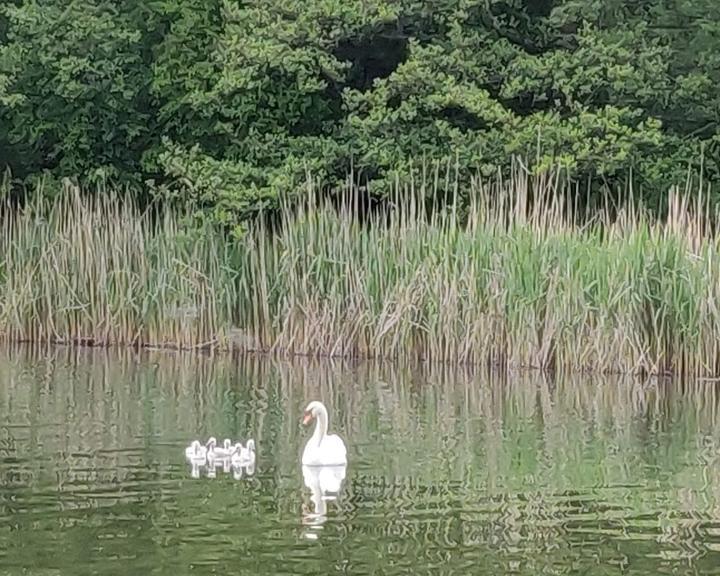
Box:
302;401;347;466
205;436;217;454
185;440;207;461
303;464;346;495
231;439;256;467
208;437;234;459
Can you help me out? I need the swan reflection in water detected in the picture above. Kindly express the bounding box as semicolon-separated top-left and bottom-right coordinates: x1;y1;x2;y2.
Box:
188;457;256;479
232;461;256;480
301;464;347;539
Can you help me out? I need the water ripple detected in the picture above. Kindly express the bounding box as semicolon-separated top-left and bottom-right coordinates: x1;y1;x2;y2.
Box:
1;351;720;575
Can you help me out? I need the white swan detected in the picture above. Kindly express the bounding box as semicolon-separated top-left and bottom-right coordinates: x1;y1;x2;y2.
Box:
205;436;217;453
302;401;347;466
231;439;256;467
184;440;207;461
208;437;234;460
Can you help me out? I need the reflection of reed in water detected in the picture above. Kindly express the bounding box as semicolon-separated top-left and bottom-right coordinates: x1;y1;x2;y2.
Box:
274;359;720;563
1;347;720;567
0;346;269;492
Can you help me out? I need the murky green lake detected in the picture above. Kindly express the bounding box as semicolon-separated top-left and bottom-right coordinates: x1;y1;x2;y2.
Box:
1;348;720;575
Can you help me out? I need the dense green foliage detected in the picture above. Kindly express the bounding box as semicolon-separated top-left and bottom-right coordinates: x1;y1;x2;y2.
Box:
1;1;719;224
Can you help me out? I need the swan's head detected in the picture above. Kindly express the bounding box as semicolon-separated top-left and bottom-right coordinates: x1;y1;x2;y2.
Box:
302;401;326;425
223;438;232;450
246;439;255;452
206;436;217;449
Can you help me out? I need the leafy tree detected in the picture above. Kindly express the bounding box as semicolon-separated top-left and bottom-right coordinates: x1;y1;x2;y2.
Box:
0;0;152;184
0;0;718;222
148;0;401;223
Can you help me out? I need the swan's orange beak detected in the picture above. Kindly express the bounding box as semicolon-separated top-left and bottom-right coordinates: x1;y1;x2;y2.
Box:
302;411;313;425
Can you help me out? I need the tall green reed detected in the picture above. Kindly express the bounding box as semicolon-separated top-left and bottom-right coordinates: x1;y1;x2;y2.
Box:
1;169;718;377
0;186;238;349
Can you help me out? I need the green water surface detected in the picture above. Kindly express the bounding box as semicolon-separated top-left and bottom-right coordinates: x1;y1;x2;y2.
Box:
1;348;720;575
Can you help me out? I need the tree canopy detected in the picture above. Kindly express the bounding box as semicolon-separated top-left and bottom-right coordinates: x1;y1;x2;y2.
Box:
1;0;718;223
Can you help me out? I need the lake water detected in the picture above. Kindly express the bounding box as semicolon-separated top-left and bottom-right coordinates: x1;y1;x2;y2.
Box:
1;348;720;575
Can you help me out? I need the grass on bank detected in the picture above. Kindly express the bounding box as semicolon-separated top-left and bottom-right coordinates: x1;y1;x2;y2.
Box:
0;167;717;377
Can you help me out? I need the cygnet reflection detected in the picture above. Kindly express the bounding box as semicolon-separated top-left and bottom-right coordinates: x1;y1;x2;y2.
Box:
232;461;256;480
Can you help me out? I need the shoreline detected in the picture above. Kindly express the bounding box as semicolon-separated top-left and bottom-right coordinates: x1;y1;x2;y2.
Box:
0;337;688;380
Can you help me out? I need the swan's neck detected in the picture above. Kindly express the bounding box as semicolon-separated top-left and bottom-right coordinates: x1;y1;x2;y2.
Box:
311;407;328;446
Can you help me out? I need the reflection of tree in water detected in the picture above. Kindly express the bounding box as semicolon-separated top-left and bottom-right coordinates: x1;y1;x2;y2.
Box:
0;348;719;573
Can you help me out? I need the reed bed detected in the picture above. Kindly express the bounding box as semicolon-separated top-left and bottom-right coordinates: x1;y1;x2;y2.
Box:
0;170;719;376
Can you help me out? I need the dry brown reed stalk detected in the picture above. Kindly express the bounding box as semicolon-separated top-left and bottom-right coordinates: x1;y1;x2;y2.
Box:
0;166;717;377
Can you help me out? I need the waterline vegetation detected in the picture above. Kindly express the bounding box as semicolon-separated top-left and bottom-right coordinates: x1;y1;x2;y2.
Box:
1;168;718;377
